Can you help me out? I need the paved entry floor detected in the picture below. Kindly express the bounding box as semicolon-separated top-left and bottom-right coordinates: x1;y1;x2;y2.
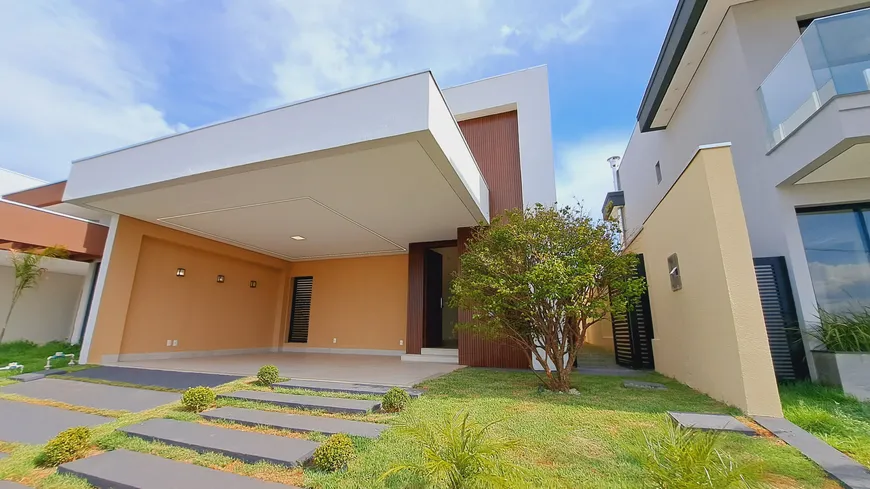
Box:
1;378;180;412
116;352;463;387
64;366;242;390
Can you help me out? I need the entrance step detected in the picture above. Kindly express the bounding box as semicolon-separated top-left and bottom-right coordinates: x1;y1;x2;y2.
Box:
220;390;381;414
120;418;319;467
421;348;458;357
59;449;296;488
203;406;388;438
401;348;459;364
273;379;423;398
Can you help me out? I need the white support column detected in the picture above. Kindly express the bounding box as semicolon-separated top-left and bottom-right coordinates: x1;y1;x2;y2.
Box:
69;261;99;344
79;214;120;364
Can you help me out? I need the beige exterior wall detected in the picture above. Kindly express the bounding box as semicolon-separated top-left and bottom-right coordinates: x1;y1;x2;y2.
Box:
286;255;408;351
584;316;614;352
629;146;782;416
0;264;84;344
85;216;411;362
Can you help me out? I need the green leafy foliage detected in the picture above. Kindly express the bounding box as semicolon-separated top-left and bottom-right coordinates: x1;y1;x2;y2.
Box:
643;422;760;488
810;308;870;352
181;386;216;412
380;410;524;489
450;204;645;391
312;433;356;471
2;246;69;343
256;364;280;386
40;426;91;467
381;387;411;412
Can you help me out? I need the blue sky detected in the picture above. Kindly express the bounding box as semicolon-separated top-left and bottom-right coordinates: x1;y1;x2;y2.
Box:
0;0;676;209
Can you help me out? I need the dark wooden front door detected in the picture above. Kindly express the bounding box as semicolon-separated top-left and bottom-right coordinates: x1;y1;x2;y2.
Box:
424;249;443;348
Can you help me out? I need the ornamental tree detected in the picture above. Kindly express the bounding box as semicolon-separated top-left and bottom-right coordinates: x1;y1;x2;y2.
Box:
450;204;645;392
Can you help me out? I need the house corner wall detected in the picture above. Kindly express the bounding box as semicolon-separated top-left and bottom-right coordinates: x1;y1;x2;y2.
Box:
629;146;782;416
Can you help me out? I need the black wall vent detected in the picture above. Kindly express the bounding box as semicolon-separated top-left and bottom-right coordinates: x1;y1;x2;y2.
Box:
288;276;313;343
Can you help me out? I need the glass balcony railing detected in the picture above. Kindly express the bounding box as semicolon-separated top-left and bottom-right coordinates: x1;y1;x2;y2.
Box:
758;7;870;148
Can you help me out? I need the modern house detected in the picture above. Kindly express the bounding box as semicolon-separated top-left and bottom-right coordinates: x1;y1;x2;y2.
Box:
9;67;555;370
0;169;108;344
602;0;870;413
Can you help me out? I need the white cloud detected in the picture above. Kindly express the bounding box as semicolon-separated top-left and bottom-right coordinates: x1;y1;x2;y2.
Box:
555;134;630;213
223;0;603;105
0;1;183;180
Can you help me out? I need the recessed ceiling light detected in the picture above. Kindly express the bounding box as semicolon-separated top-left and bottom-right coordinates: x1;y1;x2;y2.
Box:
290;236;306;241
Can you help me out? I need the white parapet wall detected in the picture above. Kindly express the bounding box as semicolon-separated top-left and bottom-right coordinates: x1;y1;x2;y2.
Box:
0;250;88;344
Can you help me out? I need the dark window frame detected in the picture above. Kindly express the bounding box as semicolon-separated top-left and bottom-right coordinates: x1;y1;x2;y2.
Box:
287;276;314;343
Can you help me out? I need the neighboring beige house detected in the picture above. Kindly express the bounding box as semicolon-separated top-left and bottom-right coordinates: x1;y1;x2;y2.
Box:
602;0;870;412
0;169;109;345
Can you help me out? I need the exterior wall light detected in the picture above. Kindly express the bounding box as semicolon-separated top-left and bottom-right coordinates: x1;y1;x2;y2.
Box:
176;268;186;277
250;280;257;288
217;275;225;283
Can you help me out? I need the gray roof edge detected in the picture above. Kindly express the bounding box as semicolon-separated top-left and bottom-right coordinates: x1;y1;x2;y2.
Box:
636;0;708;133
601;190;625;218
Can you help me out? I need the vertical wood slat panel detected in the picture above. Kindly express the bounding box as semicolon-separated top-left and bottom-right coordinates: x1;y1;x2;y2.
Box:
456;111;528;369
458;111;523;214
405;243;425;355
456;227;528;369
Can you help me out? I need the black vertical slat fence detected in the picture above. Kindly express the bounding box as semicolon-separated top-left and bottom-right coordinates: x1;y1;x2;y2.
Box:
753;257;809;381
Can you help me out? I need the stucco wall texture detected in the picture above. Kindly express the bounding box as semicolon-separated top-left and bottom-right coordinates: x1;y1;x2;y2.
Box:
629;146;782;417
86;216;410;363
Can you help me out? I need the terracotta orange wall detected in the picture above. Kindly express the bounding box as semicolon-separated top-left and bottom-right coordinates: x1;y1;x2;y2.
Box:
286;255;408;351
120;236;284;355
86;216;291;363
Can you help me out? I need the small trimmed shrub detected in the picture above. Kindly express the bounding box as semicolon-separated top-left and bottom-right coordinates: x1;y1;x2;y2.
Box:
257;364;280;386
40;426;91;467
182;386;216;412
382;387;411;413
312;433;355;471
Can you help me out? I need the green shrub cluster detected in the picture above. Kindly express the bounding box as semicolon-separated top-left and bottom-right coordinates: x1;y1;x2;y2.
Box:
643;422;760;488
41;426;91;467
257;364;280;386
182;386;216;412
312;433;355;471
812;308;870;352
381;387;411;413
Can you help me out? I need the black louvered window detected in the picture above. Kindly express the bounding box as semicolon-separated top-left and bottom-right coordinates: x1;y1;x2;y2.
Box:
754;257;808;380
288;277;313;343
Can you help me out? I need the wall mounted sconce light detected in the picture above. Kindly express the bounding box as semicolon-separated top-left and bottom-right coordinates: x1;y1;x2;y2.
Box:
176;268;186;277
217;275;225;283
250;280;257;288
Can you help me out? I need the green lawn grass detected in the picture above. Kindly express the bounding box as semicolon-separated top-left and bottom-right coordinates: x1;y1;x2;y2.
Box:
306;369;831;489
0;341;82;375
779;381;870;468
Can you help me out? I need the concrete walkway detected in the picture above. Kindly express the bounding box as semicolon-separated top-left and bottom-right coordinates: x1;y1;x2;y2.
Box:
0;399;112;444
0;378;180;412
63;366;241;390
114;352;462;386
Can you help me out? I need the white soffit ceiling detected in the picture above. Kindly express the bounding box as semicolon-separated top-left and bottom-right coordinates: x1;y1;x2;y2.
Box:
86;141;478;261
797;143;870;184
652;0;754;128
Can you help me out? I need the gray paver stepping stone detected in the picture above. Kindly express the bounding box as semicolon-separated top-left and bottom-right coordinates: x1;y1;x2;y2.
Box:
0;453;6;460
0;378;180;412
0;399;112;444
668;412;755;435
63;366;241;390
274;379;423;398
220;390;381;414
0;482;31;488
623;380;667;390
59;449;298;488
754;416;870;489
120;418;319;467
9;369;67;383
202;406;388;438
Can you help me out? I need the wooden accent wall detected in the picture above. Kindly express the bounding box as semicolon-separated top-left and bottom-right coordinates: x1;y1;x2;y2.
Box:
458;111;523;214
455;111;529;368
456;227;529;368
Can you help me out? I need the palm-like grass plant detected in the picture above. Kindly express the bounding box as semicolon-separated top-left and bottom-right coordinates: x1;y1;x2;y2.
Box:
2;246;68;343
380;410;525;489
810;308;870;353
643;422;760;488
